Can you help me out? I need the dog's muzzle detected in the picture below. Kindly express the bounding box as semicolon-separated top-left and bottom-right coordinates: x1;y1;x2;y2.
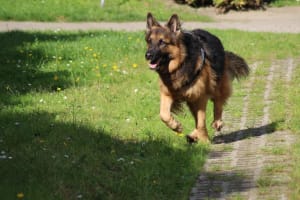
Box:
145;50;161;70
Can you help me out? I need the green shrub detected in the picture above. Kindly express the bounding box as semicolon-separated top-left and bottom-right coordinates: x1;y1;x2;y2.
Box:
214;0;264;13
174;0;213;7
173;0;265;13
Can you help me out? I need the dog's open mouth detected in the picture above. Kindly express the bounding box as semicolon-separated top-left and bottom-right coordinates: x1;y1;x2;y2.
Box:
148;59;161;70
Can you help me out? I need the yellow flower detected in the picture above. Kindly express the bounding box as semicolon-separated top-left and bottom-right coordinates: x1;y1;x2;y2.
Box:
132;63;138;68
57;87;61;91
84;47;89;50
93;53;97;58
53;75;59;81
17;193;24;199
112;65;119;71
102;64;107;68
176;132;184;137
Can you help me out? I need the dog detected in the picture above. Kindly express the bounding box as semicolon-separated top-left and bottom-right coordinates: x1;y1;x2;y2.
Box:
145;13;249;143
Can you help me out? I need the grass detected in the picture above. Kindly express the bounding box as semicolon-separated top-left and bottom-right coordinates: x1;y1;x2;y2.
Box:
0;0;211;22
0;29;300;199
270;0;300;7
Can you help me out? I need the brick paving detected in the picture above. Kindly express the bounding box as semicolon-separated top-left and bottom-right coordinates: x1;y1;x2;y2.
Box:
189;59;296;200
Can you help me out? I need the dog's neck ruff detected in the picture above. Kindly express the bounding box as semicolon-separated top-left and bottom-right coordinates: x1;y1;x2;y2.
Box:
182;47;205;88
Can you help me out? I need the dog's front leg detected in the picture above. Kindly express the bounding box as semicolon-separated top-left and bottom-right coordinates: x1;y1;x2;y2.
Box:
187;98;209;143
160;93;183;133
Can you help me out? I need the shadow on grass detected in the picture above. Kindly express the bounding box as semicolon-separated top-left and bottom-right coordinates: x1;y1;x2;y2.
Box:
0;31;102;98
0;110;208;200
0;31;213;199
212;121;281;144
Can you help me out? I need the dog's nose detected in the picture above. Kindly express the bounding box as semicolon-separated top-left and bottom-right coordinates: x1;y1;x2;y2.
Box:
145;52;152;60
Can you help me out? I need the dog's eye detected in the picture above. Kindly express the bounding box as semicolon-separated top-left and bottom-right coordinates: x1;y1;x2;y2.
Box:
159;39;166;46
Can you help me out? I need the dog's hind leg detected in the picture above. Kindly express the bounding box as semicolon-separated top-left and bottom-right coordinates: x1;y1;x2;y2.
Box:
160;93;183;133
212;98;224;131
186;98;210;143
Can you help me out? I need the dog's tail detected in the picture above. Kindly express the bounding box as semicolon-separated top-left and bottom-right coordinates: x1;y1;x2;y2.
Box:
225;51;250;80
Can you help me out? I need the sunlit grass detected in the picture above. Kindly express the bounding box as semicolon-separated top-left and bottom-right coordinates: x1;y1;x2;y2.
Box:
0;0;212;22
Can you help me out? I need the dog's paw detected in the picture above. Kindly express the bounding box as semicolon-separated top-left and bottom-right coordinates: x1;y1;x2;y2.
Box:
186;131;210;144
173;123;183;133
212;120;223;131
186;134;198;144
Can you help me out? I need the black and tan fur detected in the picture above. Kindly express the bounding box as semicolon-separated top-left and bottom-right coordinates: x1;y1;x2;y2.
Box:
145;13;249;143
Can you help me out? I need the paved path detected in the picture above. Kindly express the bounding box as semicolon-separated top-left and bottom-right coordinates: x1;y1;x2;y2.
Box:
189;59;297;199
1;7;300;33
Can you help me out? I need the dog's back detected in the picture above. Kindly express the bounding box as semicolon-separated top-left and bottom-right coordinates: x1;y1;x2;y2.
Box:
190;29;225;78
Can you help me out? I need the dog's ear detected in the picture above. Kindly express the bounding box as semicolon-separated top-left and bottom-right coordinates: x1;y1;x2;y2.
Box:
166;14;181;33
146;13;160;30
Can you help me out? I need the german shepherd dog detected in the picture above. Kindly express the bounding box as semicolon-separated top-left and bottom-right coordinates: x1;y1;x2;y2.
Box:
145;13;249;143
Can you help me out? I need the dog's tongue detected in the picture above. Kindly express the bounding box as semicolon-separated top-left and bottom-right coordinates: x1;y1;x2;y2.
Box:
149;63;158;69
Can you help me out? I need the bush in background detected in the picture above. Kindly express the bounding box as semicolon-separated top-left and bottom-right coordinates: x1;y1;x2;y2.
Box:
174;0;265;13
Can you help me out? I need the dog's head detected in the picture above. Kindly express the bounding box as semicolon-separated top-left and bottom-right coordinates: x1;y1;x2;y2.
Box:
145;13;182;71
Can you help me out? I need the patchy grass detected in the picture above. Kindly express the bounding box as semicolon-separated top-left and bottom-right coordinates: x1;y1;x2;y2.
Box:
0;29;299;199
0;0;211;22
270;0;300;7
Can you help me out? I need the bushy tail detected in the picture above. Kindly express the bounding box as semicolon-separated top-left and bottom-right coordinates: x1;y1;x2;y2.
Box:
225;51;250;80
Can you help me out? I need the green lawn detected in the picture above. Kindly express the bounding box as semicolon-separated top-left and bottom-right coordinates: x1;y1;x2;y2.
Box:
270;0;300;7
0;0;211;22
0;30;299;199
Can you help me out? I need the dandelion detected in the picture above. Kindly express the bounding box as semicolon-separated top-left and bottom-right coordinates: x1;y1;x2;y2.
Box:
17;193;24;199
84;47;89;50
93;53;97;58
112;65;119;72
57;87;61;91
53;75;59;81
102;64;107;68
132;63;138;68
176;132;184;137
